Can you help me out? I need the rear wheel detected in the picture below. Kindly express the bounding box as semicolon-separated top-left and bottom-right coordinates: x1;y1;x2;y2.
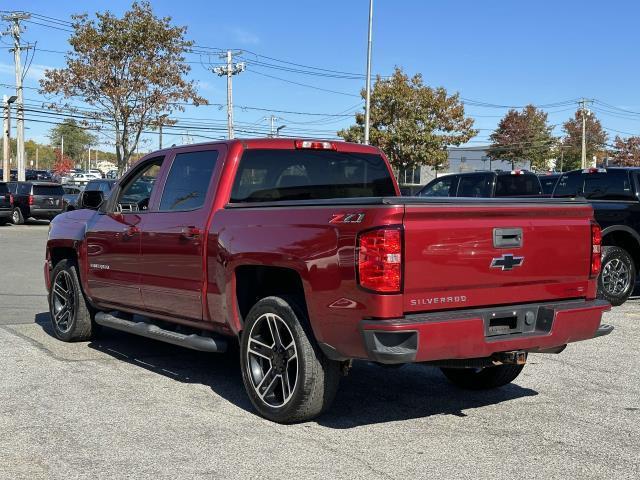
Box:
240;296;340;423
440;363;525;390
598;246;635;306
11;208;24;225
48;258;96;342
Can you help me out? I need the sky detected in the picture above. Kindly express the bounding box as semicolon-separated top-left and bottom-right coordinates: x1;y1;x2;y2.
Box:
2;0;640;153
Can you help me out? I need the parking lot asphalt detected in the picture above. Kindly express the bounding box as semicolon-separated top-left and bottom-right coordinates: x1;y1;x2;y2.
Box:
0;223;639;480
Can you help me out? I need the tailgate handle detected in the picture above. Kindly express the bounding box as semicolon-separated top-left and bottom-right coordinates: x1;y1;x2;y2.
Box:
493;228;522;248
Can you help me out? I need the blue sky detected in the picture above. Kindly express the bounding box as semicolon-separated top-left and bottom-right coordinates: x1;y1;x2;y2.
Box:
3;0;640;151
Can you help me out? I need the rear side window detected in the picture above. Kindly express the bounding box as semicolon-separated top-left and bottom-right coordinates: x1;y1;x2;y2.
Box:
230;149;396;203
18;183;31;195
495;174;542;197
159;150;218;211
583;171;633;200
34;185;64;196
0;184;7;195
456;174;492;197
417;176;457;197
553;172;583;197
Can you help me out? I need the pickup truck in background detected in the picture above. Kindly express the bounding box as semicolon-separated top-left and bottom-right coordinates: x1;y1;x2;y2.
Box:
553;167;640;305
416;170;543;198
45;139;611;423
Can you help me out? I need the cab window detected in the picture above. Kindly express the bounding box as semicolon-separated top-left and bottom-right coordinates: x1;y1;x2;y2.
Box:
456;174;492;197
552;171;583;197
417;176;457;197
159;150;218;211
583;171;633;200
115;157;163;212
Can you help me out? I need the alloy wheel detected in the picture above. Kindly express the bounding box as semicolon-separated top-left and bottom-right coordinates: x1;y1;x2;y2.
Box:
12;209;20;224
601;258;631;296
52;270;75;333
246;313;298;408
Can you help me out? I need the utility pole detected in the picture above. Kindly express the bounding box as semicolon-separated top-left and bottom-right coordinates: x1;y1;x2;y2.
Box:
61;135;64;158
3;95;16;182
363;0;374;145
268;115;279;137
2;12;31;181
35;146;38;169
579;98;593;169
213;50;245;139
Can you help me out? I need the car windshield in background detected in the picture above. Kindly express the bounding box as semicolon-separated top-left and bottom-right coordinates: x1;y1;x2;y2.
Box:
34;185;65;196
230;149;396;202
495;174;542;197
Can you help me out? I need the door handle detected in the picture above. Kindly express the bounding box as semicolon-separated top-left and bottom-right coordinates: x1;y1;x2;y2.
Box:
123;225;140;238
180;226;201;240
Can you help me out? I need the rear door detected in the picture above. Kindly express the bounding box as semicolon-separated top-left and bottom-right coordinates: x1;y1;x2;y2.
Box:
139;145;223;321
402;201;594;313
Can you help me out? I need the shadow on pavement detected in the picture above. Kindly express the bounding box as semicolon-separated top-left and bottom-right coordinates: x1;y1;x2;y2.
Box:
34;311;538;427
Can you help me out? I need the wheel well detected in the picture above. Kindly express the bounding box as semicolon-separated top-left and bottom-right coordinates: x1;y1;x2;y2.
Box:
235;265;307;324
602;230;640;269
49;247;77;268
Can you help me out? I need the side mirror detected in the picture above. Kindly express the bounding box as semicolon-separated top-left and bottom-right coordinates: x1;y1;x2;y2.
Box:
81;190;104;210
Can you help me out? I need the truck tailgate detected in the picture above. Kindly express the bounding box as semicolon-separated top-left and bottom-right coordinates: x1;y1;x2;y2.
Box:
402;200;594;313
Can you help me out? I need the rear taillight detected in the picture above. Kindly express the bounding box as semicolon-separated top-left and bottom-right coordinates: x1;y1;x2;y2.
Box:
28;195;34;206
590;222;602;277
357;227;402;293
8;194;12;205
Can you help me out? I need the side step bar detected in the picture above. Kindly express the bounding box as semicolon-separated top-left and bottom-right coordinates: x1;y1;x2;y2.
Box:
94;312;228;353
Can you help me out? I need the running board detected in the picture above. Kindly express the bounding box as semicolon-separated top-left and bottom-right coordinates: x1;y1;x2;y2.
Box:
94;312;228;353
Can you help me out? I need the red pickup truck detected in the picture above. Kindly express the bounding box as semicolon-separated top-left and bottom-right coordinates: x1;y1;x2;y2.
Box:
45;138;612;423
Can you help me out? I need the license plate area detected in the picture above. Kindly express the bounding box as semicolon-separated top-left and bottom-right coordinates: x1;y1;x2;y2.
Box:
483;306;548;337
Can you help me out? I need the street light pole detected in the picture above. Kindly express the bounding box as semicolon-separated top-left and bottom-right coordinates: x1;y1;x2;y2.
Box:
363;0;373;145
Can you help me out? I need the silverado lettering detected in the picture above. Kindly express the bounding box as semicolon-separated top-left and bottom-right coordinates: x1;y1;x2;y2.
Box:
44;138;612;424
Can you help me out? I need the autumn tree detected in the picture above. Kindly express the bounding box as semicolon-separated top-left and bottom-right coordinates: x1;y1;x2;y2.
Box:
611;136;640;166
40;1;207;173
338;67;477;172
48;119;97;162
53;149;74;175
488;105;556;171
560;110;608;171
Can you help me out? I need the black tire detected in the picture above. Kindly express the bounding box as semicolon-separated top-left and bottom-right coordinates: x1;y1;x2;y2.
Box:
597;246;635;306
240;296;341;423
48;258;96;342
11;207;24;225
440;363;525;390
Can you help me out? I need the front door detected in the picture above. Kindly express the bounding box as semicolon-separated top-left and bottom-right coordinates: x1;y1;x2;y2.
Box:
139;146;223;321
85;157;165;308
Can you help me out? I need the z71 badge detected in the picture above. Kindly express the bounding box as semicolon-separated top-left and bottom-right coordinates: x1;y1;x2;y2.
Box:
329;213;365;224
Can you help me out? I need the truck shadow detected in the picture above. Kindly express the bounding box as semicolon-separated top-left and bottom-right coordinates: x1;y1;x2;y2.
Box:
35;312;538;428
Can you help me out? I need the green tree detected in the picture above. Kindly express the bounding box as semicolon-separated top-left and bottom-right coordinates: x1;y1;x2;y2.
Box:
48;119;97;162
560;110;608;171
40;1;207;173
338;67;477;172
488;105;556;171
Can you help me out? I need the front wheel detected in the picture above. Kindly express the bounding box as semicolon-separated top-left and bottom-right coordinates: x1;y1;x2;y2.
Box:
598;246;635;306
440;363;525;390
48;258;96;342
240;296;340;423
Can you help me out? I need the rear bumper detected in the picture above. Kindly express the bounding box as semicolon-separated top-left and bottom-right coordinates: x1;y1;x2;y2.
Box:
30;208;63;219
360;299;611;364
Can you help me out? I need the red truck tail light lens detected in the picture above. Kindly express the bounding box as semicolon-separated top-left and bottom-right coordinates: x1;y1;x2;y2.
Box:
28;195;34;206
357;227;402;293
590;222;602;277
294;140;337;150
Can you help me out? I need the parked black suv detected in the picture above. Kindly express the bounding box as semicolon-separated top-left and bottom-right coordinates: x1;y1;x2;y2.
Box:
552;167;640;305
416;170;543;198
0;182;11;225
7;181;65;224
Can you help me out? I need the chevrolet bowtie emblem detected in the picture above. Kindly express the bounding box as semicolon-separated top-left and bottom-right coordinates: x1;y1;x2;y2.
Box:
490;254;524;271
